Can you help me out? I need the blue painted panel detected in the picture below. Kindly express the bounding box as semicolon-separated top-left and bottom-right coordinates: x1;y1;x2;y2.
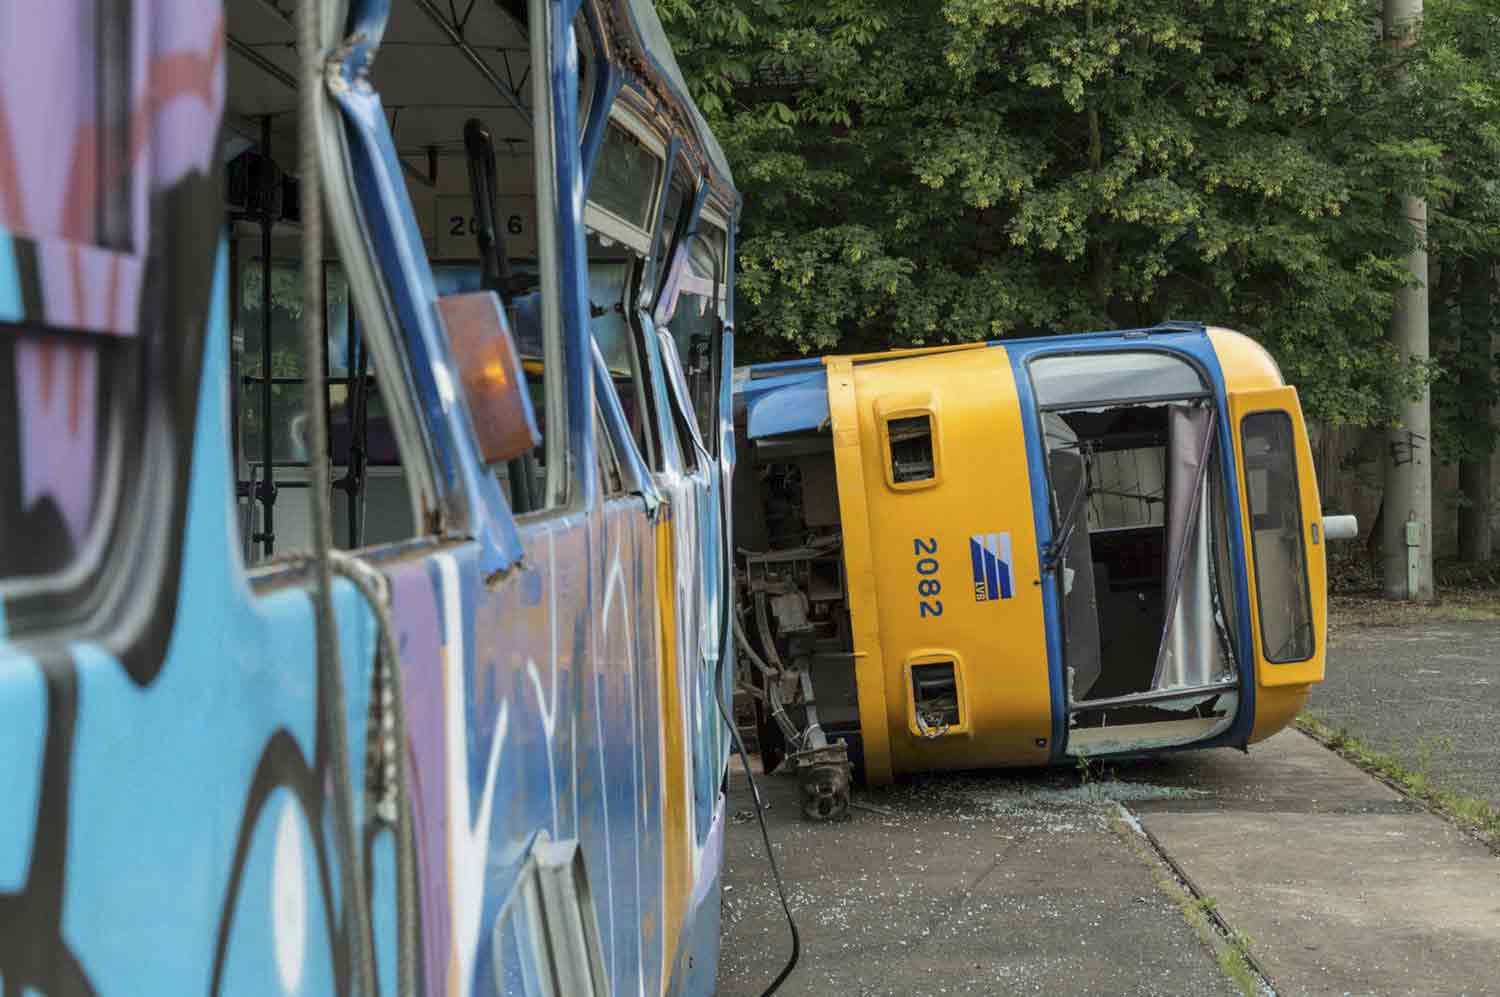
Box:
0;227;19;323
1007;348;1068;761
746;381;831;438
0;658;43;892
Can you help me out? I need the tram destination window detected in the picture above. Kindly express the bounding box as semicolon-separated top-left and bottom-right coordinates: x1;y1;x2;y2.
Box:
1241;411;1314;663
1031;352;1205;408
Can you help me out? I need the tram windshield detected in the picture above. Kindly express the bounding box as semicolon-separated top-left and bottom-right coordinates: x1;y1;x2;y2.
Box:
1033;351;1241;746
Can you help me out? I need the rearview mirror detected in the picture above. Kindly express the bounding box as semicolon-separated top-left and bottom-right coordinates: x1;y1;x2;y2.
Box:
438;291;540;465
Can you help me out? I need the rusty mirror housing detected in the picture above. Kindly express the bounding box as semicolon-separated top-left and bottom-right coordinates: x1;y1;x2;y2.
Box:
437;291;540;465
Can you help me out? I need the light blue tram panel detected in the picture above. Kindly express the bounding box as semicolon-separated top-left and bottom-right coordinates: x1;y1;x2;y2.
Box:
0;0;738;993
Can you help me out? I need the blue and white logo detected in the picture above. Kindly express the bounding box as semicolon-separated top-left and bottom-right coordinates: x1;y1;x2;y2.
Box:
970;532;1013;602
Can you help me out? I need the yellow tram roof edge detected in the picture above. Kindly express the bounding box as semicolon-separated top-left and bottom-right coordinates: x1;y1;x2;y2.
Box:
820;341;989;367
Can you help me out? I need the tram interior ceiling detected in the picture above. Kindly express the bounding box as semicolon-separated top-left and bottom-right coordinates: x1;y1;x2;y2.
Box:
223;0;550;562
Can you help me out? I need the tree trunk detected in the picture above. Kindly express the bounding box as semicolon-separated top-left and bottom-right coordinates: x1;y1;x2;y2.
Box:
1380;0;1434;600
1457;253;1495;561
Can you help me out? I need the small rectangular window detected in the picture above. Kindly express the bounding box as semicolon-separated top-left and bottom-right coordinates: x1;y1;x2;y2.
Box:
587;124;662;235
1241;411;1314;663
911;660;960;729
888;416;935;483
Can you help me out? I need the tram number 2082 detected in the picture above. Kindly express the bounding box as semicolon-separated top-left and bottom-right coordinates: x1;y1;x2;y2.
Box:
913;537;942;618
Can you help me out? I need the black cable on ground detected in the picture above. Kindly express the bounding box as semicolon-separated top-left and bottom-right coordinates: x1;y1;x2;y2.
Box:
714;442;800;996
714;650;801;996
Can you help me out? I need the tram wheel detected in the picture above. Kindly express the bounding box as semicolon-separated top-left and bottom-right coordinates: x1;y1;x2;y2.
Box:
798;761;851;821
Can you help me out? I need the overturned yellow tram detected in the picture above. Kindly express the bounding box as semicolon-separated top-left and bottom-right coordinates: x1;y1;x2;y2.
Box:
731;323;1355;817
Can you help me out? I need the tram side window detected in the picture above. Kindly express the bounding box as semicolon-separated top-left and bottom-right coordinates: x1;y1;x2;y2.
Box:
585;120;665;472
235;259;421;563
666;222;727;456
645;166;701;474
1241;411;1314;663
596;406;625;496
586;237;654;466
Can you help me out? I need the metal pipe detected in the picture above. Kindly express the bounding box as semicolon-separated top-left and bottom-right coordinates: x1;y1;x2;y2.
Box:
397;154;437;190
258;115;276;558
731;615;802;748
298;2;379;992
343;301;359;547
409;0;532;126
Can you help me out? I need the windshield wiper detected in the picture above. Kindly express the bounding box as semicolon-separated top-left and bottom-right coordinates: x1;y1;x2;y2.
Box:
1043;480;1088;573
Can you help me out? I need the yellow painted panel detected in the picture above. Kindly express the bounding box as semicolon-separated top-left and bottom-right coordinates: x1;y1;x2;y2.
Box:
826;358;895;785
837;347;1052;776
1207;326;1285;391
1249;684;1311;743
823;340;987;366
1225;384;1327;690
654;518;689;989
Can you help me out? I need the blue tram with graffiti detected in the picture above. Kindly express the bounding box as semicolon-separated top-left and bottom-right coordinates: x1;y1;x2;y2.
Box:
0;0;737;992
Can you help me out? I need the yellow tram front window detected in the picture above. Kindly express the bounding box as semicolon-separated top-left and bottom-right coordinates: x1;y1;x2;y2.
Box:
1242;411;1315;663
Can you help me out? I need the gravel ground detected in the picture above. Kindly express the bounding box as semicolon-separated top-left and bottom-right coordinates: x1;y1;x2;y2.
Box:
1308;616;1500;806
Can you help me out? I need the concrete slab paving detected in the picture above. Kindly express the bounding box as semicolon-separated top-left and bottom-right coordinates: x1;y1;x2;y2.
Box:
1115;723;1413;813
1134;731;1500;997
720;727;1500;996
1311;621;1500;806
717;764;1240;996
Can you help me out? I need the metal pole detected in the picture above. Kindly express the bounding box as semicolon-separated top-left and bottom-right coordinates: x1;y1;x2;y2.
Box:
298;2;378;993
258;114;277;559
1380;0;1433;602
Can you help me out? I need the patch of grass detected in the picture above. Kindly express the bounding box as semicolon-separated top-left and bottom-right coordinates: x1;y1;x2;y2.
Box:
1106;807;1263;997
1297;713;1500;850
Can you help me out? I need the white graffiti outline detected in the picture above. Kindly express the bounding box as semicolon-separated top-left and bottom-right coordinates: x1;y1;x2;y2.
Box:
438;554;509;994
524;657;559;840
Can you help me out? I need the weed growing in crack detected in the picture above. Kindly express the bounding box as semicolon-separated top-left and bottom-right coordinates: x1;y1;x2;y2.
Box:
1105;806;1264;997
1298;713;1500;850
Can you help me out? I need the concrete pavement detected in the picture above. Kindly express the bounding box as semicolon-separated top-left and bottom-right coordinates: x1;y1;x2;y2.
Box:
719;730;1500;995
1310;620;1500;806
717;763;1241;996
1133;731;1500;996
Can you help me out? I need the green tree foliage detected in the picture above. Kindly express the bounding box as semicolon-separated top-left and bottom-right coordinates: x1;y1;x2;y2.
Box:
660;0;1469;426
1420;0;1500;464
